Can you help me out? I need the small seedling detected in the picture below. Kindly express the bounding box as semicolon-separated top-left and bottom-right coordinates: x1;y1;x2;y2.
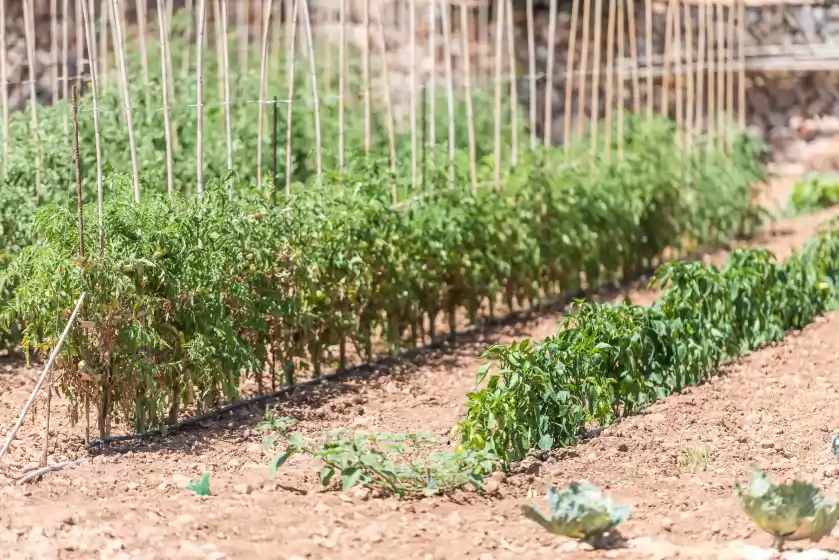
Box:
677;445;709;474
186;472;211;496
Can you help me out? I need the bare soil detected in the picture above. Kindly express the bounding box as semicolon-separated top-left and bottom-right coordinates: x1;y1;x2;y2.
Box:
3;182;839;560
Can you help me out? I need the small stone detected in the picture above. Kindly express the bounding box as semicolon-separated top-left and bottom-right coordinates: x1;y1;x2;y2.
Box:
760;440;775;449
233;483;253;495
157;481;170;492
661;517;673;532
824;465;839;478
617;443;629;452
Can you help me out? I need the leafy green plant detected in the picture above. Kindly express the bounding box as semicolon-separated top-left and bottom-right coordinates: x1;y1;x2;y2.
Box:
186;472;211;496
521;481;631;543
736;467;839;550
460;225;839;466
260;416;497;498
790;174;839;214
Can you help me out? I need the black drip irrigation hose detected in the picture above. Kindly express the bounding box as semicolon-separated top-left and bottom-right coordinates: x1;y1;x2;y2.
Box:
84;239;745;451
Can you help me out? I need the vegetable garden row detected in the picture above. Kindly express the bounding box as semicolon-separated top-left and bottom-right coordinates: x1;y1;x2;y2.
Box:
1;105;765;440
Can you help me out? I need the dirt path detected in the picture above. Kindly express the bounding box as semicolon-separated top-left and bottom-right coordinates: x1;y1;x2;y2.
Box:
3;187;839;559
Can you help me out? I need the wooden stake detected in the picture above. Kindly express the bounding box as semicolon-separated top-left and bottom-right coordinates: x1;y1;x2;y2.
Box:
157;0;175;198
543;0;557;147
577;0;591;140
75;0;83;93
563;0;580;151
493;0;504;193
110;0;141;203
363;0;372;154
685;4;695;151
429;0;437;168
706;2;715;147
661;0;673;118
285;0;300;197
220;0;234;174
726;3;735;152
410;0;418;188
375;1;398;180
440;0;456;187
62;0;70;137
590;0;604;155
51;0;59;110
617;0;625;157
605;0;617;160
460;2;478;191
695;0;706;135
0;294;87;465
526;0;537;149
301;0;323;180
256;0;274;191
99;0;109;89
22;0;41;200
0;0;8;178
674;0;684;146
737;0;745;130
626;0;640;113
196;0;207;196
137;0;151;109
506;0;518;165
644;0;653;119
80;0;104;243
716;1;725;151
339;0;347;172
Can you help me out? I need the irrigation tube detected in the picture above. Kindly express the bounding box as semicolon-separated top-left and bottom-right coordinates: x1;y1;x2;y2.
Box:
0;292;86;463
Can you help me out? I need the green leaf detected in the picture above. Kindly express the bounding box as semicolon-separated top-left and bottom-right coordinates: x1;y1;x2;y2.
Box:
185;472;211;496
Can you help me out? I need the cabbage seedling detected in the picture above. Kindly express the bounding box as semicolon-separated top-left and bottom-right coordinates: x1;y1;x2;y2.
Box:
521;481;631;543
735;467;839;550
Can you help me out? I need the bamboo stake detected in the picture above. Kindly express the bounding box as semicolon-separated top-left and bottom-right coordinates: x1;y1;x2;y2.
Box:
563;0;580;151
506;0;518;165
213;0;225;115
626;0;640;113
590;0;604;155
196;0;207;196
685;4;695;151
644;0;653;118
271;0;283;75
80;0;104;242
440;0;456;187
339;0;347;173
429;0;437;168
257;0;274;190
493;0;504;193
50;0;59;110
577;0;591;140
695;0;706;135
726;3;735;152
75;0;83;92
737;0;745;130
22;0;41;200
0;0;8;178
460;2;478;191
221;0;234;173
182;0;195;77
410;0;418;188
543;0;557;147
375;1;398;180
110;0;141;203
661;0;673;117
363;0;372;154
157;0;175;198
706;1;715;147
238;0;249;75
526;0;537;149
163;0;176;106
301;0;323;180
137;0;151;109
674;0;684;146
479;2;489;85
0;293;86;465
604;0;616;160
62;0;70;137
285;0;300;197
716;1;725;151
617;0;625;157
99;0;109;89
